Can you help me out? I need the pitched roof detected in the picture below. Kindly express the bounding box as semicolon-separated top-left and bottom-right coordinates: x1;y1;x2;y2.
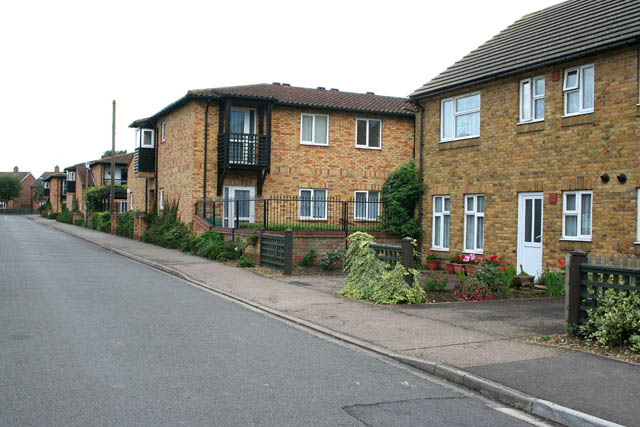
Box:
0;171;31;182
90;152;134;166
411;0;640;99
131;83;414;126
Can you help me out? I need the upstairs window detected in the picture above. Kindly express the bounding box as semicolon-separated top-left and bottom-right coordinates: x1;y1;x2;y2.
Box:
563;191;592;240
519;76;545;122
563;64;594;116
355;119;381;149
441;92;480;141
354;190;380;220
43;182;50;189
67;171;76;181
161;121;166;143
300;114;329;146
136;128;155;148
299;189;327;220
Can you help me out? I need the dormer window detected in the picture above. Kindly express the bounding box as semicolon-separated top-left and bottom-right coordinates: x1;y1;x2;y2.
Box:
136;128;155;148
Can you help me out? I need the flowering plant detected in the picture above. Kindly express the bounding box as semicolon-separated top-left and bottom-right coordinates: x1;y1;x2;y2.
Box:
460;253;478;265
454;273;494;302
426;250;439;261
557;258;566;271
473;255;515;298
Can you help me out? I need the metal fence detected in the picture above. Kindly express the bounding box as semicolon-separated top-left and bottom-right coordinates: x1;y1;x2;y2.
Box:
195;196;388;234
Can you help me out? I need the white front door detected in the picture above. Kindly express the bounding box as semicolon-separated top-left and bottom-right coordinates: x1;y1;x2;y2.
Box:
517;193;544;278
223;186;255;228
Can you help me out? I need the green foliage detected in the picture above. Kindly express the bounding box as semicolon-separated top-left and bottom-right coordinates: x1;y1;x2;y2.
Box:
87;185;127;212
91;211;111;232
74;218;85;226
238;256;256;268
0;174;22;203
141;201;192;251
380;161;424;238
425;250;439;260
246;232;258;246
300;250;317;267
193;231;225;259
217;240;244;261
454;273;494;301
41;201;51;217
423;275;447;292
474;257;515;298
48;212;58;220
116;211;134;238
338;232;423;304
319;248;344;271
56;209;73;224
580;289;640;352
538;269;565;296
101;149;127;158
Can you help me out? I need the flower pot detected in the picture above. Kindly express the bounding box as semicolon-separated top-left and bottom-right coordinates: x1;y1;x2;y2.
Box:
446;262;455;274
512;275;534;289
453;263;465;274
464;264;475;276
426;260;439;271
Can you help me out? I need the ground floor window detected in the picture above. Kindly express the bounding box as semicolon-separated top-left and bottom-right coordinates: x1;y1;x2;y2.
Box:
637;189;640;242
0;202;6;209
563;190;592;240
354;190;379;220
299;189;327;220
119;200;127;213
432;195;450;250
464;194;484;253
159;188;165;211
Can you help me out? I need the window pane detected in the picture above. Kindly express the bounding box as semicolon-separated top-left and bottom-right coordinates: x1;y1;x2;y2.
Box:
581;194;591;235
477;217;484;249
534;98;545;120
566;194;576;211
444;197;450;212
566;70;578;88
521;81;531;120
302;116;313;142
356;119;367;145
565;215;577;236
443;215;450;248
368;120;380;148
466;215;475;249
143;130;152;146
355;192;366;218
230;111;245;134
534;198;542;243
368;192;379;220
582;66;594;109
435;197;442;213
466;196;474;212
455;111;480;138
434;216;441;246
442;100;453;139
313;190;326;218
567;91;579;113
477;196;485;213
456;94;480;111
314;116;327;144
236;190;250;218
534;78;544;96
525;199;533;243
300;190;311;217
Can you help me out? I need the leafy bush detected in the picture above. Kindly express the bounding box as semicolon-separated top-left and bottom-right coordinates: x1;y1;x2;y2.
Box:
380;161;424;239
423;275;447;292
216;240;244;261
56;209;73;224
238;256;256;268
91;211;111;232
116;211;134;238
538;268;565;296
48;212;58;220
141;202;192;251
246;232;258;246
86;185;127;212
41;201;51;217
338;232;423;304
319;248;344;271
454;272;494;301
193;231;225;259
300;250;317;267
580;289;640;352
474;256;515;298
74;218;85;226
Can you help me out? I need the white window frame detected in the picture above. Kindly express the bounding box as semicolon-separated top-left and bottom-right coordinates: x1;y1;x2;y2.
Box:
353;190;380;221
128;189;134;211
119;200;127;213
637;50;640;105
298;188;327;220
563;64;594;116
562;190;592;241
432;195;450;250
519;76;545;123
463;194;485;254
43;182;50;189
300;113;329;146
159;188;164;211
137;128;155;148
636;188;640;244
67;171;76;181
440;92;481;142
355;118;382;150
0;202;7;209
161;121;166;143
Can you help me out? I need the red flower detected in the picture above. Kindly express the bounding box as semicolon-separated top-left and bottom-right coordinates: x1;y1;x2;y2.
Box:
490;255;498;260
557;259;566;266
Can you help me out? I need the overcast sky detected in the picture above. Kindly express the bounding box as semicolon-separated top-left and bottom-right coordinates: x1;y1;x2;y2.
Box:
1;0;560;177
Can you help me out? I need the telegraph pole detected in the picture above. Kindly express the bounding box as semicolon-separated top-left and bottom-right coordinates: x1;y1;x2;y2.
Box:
110;100;116;216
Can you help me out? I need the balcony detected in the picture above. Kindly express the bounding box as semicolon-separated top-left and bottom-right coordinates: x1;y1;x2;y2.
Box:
134;146;155;173
218;133;269;169
104;179;127;186
66;181;76;193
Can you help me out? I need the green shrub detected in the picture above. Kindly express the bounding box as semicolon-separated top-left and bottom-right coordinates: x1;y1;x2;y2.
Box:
56;209;73;224
217;240;243;261
580;289;640;352
91;211;111;232
538;269;565;296
300;250;317;267
319;248;344;271
86;185;127;212
246;232;258;246
141;201;192;250
193;231;225;259
41;201;51;217
116;211;134;238
74;218;85;226
473;256;515;298
238;256;256;268
380;161;424;239
48;212;58;220
338;232;423;304
423;275;447;292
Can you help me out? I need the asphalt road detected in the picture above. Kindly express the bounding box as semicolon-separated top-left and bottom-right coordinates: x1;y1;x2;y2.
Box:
0;216;541;426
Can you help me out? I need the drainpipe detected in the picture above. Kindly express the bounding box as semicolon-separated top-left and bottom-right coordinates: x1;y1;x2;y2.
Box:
154;125;158;213
415;101;425;257
203;100;210;219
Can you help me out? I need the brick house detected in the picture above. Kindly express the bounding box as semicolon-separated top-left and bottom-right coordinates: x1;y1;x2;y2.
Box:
0;167;36;210
128;83;415;226
42;166;66;213
409;0;640;276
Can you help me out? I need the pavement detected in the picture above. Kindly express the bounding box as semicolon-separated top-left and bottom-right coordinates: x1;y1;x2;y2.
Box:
28;215;640;426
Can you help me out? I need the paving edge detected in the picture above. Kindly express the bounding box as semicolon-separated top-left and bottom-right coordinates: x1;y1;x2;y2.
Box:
34;217;625;427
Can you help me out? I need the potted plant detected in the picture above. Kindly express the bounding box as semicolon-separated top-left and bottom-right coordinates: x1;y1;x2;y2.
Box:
446;255;456;274
463;253;477;275
452;254;465;274
426;251;439;271
512;265;534;289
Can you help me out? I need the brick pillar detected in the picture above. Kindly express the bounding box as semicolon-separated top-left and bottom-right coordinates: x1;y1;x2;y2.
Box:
133;213;147;240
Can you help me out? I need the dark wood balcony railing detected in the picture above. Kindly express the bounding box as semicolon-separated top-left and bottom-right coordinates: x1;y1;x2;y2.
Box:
218;133;269;169
134;146;155;173
66;181;76;193
104;178;127;186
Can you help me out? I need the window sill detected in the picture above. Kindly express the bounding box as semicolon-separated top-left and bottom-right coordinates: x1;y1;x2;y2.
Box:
517;119;544;125
300;142;329;147
430;248;449;252
439;135;479;144
462;250;483;255
561;111;594;118
516;120;545;134
355;145;382;150
559;237;592;242
561;113;595;127
634;241;640;246
438;138;480;151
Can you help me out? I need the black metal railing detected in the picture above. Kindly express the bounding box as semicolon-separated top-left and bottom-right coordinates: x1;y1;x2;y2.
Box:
195;196;388;233
218;133;269;168
104;179;127;185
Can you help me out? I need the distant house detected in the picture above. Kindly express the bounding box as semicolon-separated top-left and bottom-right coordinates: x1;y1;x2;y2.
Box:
41;166;66;213
409;0;640;275
0;166;36;210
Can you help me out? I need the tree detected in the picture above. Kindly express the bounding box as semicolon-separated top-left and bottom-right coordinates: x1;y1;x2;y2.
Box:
101;149;127;158
380;161;424;238
0;174;22;204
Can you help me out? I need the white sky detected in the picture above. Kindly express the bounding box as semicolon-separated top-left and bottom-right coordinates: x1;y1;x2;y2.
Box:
1;0;560;177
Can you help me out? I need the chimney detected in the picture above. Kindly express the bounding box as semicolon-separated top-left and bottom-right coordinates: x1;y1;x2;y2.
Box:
13;166;18;173
54;165;60;173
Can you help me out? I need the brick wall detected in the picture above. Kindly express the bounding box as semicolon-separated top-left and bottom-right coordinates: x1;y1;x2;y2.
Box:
416;45;640;267
127;159;153;213
6;174;35;209
49;177;64;213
